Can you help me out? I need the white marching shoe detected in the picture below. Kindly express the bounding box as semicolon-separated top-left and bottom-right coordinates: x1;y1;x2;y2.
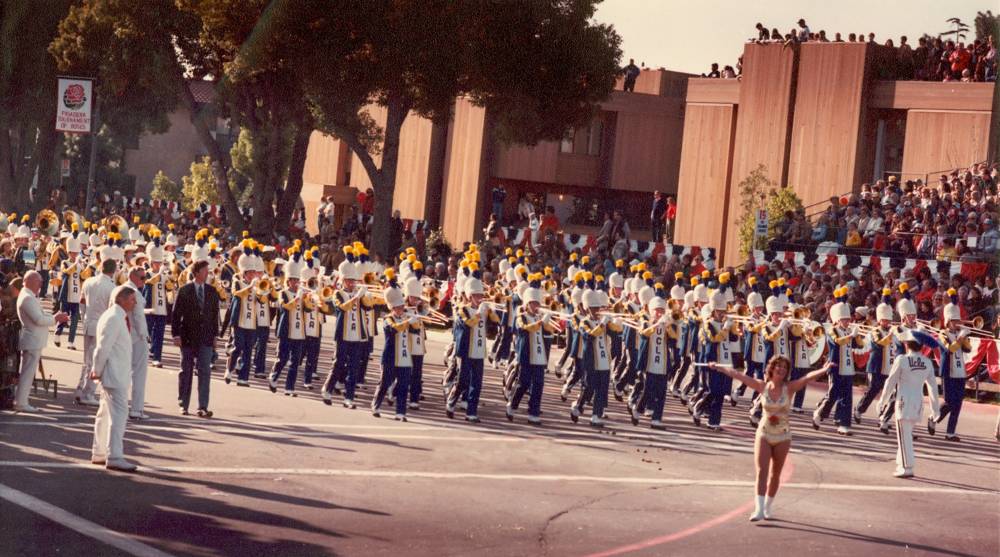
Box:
749;496;766;522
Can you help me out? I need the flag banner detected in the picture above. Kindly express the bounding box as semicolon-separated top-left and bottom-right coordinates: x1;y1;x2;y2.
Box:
56;78;94;133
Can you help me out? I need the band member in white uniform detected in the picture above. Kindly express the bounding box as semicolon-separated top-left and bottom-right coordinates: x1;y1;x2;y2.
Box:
878;330;940;478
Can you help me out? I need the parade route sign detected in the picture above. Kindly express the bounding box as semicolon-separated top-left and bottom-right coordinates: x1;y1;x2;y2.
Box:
754;208;768;245
55;78;93;133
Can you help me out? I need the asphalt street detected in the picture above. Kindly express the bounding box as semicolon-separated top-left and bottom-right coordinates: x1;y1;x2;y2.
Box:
2;323;998;557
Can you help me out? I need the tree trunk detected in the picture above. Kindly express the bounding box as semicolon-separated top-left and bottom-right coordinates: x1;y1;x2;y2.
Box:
369;98;408;258
273;124;312;239
175;74;246;233
30;117;59;212
0;128;18;211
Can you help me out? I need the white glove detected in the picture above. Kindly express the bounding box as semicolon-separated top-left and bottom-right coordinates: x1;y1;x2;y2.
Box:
408;315;423;326
478;303;489;317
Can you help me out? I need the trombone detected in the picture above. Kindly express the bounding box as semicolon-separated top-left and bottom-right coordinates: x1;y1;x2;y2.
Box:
402;311;449;326
918;318;994;339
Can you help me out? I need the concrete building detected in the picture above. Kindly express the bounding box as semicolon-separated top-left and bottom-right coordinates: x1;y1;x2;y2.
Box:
124;81;234;198
303;42;995;260
674;42;996;264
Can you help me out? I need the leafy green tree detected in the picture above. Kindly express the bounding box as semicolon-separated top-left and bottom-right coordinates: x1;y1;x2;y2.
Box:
302;0;623;256
0;0;72;212
181;157;222;211
735;165;804;258
150;170;182;203
50;0;320;237
975;10;998;42
941;18;970;42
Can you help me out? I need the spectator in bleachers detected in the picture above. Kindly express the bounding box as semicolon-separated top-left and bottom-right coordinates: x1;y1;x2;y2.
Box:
622;59;641;92
705;63;721;78
769;162;998;261
796;19;810;42
755;23;769;42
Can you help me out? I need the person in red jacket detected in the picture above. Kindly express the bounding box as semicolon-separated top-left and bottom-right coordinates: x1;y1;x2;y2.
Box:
949;44;971;79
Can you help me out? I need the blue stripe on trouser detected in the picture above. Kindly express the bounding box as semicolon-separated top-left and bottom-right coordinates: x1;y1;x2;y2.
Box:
706;370;732;426
645;373;668;422
146;314;167;361
940;376;965;435
302;336;321;384
856;372;887;414
373;364;411;415
408;355;424;403
510;363;545;417
271;337;304;390
55;302;80;342
233;328;256;381
323;340;368;400
253;327;270;375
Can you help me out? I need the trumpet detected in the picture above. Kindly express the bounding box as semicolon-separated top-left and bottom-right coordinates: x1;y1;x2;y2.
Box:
221;279;231;290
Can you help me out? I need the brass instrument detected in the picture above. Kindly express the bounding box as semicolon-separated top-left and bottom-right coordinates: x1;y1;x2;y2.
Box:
63;210;83;231
256;278;272;296
730;304;750;317
36;209;59;236
919;317;994;339
792;306;811;319
403;311;449;326
221;279;231;289
787;318;826;338
105;214;128;234
493;291;510;304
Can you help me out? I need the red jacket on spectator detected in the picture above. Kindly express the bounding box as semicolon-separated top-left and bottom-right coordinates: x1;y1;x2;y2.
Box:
949;48;970;74
540;213;560;236
665;202;677;221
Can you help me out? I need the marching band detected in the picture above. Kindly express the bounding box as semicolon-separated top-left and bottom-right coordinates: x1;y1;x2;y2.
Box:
6;209;993;447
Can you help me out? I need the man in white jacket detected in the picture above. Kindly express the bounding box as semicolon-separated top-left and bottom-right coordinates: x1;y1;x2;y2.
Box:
14;271;68;412
90;285;137;472
124;266;151;419
879;330;941;478
77;258;117;406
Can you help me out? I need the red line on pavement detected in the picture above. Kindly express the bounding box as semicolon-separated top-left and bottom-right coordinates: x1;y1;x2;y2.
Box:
582;461;796;557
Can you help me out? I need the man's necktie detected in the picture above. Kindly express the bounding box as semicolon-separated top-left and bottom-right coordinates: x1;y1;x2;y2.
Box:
197;284;204;307
125;314;132;333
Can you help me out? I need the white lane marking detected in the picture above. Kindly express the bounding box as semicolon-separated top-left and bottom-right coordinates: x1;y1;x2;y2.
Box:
0;482;176;557
1;422;525;443
1;462;996;497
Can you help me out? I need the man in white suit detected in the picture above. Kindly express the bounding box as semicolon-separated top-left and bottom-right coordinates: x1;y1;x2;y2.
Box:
124;266;151;419
879;330;941;478
77;258;117;406
90;285;138;472
14;271;68;412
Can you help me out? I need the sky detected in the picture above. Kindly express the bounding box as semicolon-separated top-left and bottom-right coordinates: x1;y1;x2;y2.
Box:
594;0;992;74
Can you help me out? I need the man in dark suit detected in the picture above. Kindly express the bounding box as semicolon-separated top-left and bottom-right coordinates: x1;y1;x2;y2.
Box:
171;260;220;417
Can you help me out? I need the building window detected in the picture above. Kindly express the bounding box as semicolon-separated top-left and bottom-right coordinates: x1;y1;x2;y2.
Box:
560;128;574;153
587;119;602;156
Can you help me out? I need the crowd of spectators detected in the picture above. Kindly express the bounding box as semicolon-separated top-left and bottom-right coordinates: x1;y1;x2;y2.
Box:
750;19;997;82
769;162;999;262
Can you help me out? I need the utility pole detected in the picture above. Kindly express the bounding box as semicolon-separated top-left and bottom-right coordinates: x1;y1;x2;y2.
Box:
84;95;100;219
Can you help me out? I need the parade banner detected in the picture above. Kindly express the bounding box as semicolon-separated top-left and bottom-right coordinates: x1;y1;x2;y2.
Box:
55;78;94;133
752;250;993;283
